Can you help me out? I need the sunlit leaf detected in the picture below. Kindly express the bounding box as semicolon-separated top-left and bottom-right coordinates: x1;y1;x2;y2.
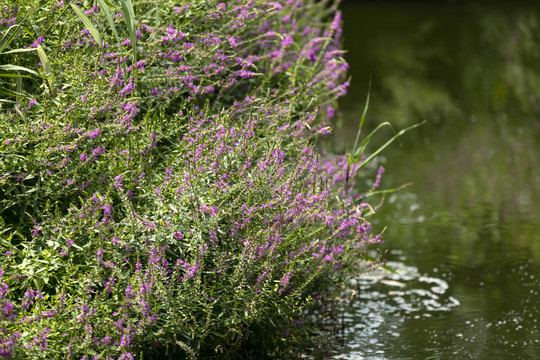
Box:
97;0;120;45
0;64;41;78
120;0;137;64
36;46;52;77
71;4;102;48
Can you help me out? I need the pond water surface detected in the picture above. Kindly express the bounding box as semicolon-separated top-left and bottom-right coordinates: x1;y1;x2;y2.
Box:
326;1;540;359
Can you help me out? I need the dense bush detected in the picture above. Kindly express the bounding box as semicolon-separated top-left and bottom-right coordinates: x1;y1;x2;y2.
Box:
0;0;384;358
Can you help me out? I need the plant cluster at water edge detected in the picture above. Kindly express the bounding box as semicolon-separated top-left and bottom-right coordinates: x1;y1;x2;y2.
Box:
0;0;387;358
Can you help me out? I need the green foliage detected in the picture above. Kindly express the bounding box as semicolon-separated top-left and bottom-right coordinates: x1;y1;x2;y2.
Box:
0;1;386;358
71;4;102;48
0;17;43;104
346;80;424;182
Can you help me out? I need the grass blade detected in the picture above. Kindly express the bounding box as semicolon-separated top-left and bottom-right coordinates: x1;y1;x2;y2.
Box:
121;0;136;36
56;21;65;58
15;71;22;104
346;152;351;183
0;87;26;99
71;4;102;48
0;64;42;78
351;77;372;155
0;10;33;53
36;45;55;96
155;0;160;28
0;73;33;79
36;46;52;77
120;0;137;64
2;47;39;55
356;121;426;170
98;0;128;77
365;182;412;197
353;121;394;162
97;0;120;45
0;25;21;53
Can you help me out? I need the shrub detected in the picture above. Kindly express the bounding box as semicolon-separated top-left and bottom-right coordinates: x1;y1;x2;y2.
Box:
0;0;384;358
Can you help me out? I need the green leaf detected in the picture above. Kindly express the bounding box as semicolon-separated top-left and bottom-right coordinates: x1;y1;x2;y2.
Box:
0;11;32;53
154;0;160;28
71;4;102;48
0;64;42;78
56;21;66;57
98;0;129;77
0;25;16;51
353;121;394;162
351;77;371;156
36;45;55;96
0;24;22;54
15;71;21;103
36;46;52;77
1;236;16;249
0;87;26;99
0;74;32;80
97;0;120;45
120;0;137;64
120;0;136;37
356;121;426;170
1;47;39;55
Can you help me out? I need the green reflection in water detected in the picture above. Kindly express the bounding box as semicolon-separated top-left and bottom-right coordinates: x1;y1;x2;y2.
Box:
328;1;540;359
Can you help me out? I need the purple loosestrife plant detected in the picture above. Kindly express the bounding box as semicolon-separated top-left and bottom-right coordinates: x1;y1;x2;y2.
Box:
0;0;385;358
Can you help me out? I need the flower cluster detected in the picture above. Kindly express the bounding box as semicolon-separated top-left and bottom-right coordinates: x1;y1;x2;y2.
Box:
0;0;384;358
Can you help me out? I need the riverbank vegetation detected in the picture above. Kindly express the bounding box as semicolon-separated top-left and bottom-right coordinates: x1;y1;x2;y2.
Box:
0;1;386;358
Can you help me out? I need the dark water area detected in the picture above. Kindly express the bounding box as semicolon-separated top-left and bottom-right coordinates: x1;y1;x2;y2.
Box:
325;1;540;359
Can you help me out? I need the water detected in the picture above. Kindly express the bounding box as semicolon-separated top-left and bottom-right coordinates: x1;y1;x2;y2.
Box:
325;1;540;359
328;259;460;359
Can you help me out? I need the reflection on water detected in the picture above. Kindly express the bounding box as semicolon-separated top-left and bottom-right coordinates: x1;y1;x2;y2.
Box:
328;260;460;360
327;0;540;359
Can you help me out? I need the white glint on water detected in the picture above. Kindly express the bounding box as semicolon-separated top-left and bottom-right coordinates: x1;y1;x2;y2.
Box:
327;261;460;359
